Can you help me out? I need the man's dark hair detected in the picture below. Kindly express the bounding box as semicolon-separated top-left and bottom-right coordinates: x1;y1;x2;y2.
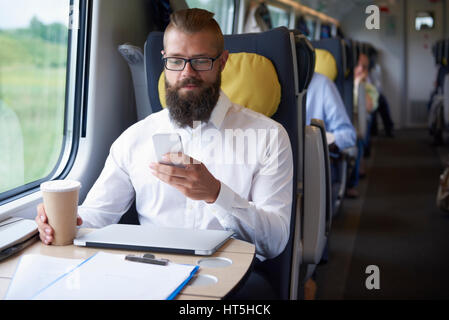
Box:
164;8;224;53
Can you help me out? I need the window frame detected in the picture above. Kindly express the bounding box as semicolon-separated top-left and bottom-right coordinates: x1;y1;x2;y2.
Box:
185;0;237;35
0;0;91;205
265;0;293;29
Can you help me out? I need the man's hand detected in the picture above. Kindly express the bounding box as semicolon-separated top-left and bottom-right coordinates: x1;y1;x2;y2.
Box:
35;203;83;245
149;153;221;203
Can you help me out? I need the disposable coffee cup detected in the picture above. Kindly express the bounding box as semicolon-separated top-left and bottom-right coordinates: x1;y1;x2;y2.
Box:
40;180;81;246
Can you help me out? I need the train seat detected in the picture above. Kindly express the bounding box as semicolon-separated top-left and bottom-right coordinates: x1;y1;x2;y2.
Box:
301;118;332;283
311;38;350;118
343;39;355;122
290;31;331;294
118;44;152;121
427;39;449;142
309;43;357;216
442;40;449;127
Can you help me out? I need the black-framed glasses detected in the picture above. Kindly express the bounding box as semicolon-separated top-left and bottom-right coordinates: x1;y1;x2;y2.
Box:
162;53;222;71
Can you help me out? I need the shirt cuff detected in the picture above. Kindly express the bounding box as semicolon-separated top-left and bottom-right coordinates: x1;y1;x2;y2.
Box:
206;181;251;230
206;181;234;221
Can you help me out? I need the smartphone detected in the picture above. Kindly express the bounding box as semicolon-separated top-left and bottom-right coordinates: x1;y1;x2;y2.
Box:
152;133;184;166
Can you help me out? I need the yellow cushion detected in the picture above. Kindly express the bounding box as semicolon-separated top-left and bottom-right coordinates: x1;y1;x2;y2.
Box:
314;48;338;81
158;52;281;117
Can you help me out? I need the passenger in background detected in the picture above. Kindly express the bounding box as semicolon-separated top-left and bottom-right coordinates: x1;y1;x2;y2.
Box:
306;72;356;153
367;52;395;139
347;53;379;197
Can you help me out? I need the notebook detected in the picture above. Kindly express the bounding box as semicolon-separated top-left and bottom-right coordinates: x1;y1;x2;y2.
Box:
5;252;199;300
0;217;38;251
0;217;38;262
73;224;234;255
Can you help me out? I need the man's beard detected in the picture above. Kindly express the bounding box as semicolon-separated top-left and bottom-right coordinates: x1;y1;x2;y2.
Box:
165;73;221;128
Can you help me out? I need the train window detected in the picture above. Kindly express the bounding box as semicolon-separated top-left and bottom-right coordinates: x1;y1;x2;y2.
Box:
415;11;435;31
266;4;290;28
0;0;82;201
186;0;235;34
304;16;316;40
321;24;331;39
296;15;311;38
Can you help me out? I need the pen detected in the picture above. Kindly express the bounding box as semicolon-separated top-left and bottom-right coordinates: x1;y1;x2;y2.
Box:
125;254;169;266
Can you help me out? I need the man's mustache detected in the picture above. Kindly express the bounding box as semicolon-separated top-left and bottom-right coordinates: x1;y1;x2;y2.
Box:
174;77;203;89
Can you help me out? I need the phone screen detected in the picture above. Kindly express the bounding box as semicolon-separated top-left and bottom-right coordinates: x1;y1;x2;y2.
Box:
152;133;184;166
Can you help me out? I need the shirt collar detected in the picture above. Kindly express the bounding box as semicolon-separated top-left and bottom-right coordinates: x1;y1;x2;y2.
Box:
208;90;232;130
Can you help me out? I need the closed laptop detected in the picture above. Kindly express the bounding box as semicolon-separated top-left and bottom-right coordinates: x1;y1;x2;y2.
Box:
73;224;234;256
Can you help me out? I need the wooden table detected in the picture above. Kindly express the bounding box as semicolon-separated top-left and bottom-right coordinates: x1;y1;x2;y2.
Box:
0;229;255;300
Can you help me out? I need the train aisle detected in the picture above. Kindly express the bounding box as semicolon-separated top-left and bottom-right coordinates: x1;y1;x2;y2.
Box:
315;129;449;299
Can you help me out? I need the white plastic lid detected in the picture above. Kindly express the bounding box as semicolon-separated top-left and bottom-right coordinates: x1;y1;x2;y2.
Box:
40;180;81;192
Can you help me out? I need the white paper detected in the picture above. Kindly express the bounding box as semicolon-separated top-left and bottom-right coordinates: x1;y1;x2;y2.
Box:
5;254;83;300
28;252;197;300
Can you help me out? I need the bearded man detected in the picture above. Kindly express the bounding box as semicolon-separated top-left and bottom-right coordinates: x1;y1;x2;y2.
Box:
35;9;293;265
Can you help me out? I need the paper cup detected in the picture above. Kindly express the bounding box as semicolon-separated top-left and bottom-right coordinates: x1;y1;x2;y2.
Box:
40;180;81;246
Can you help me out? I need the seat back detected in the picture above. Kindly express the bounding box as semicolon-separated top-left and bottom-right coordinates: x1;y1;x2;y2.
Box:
293;32;316;96
437;40;445;66
355;81;368;139
291;31;316;184
444;39;449;67
310;38;355;217
118;44;152;121
145;32;165;114
292;32;333;289
290;31;316;299
444;73;449;126
312;38;354;121
343;39;355;121
224;28;300;300
144;27;300;300
311;39;346;103
303;118;332;262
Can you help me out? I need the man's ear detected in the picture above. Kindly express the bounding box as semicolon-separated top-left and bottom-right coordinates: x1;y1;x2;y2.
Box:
220;50;229;71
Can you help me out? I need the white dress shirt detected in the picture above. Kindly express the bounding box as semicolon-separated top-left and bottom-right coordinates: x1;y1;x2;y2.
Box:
306;73;356;150
79;91;294;259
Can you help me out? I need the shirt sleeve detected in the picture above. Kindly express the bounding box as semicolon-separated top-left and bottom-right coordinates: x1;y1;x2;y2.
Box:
323;79;357;150
205;125;294;260
78;138;135;228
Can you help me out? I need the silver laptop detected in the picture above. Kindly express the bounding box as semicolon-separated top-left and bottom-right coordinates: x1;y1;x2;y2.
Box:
73;224;234;256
